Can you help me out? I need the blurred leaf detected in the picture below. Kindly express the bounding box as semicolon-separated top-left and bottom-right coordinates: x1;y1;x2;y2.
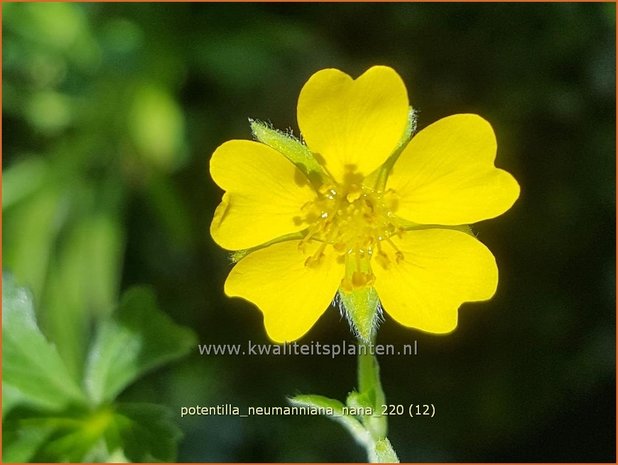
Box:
26;91;72;133
128;84;187;171
81;213;125;318
2;157;48;209
3;399;182;463
5;406;118;462
3;281;192;463
3;384;31;420
36;409;117;462
2;274;87;414
84;287;197;404
110;403;182;462
42;211;124;380
4;2;99;70
5;3;84;50
3;186;63;300
2;417;57;463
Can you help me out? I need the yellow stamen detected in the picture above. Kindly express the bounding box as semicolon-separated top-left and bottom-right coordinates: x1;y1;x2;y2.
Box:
300;179;404;289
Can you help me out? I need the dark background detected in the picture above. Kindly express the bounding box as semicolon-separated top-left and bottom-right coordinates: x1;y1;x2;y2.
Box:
3;3;615;462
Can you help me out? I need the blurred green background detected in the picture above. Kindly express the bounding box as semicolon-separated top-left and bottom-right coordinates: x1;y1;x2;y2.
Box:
3;2;615;462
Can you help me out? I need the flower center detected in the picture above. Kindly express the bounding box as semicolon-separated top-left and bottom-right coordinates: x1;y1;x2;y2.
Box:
300;182;405;291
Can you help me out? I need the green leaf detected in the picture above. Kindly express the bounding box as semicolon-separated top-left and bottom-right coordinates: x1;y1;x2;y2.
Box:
84;287;197;403
3;186;63;300
289;393;347;412
5;404;181;462
81;213;125;319
3;385;30;419
30;409;112;462
2;273;87;414
5;405;128;462
348;384;387;441
289;394;371;448
110;403;182;462
290;394;400;462
3;282;190;462
2;417;57;463
250;119;326;185
42;212;125;380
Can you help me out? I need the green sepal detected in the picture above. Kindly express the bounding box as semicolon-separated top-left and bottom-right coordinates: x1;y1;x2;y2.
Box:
346;390;373;411
250;119;326;186
338;287;381;343
369;106;417;191
230;249;250;263
400;106;418;147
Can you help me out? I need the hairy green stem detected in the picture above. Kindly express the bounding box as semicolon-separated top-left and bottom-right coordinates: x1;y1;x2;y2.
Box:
357;338;399;462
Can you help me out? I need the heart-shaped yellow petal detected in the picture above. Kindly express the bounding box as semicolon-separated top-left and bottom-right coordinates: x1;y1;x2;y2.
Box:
387;114;520;225
210;140;316;250
297;66;409;183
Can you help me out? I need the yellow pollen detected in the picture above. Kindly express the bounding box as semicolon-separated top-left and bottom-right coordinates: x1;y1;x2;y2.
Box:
301;182;405;289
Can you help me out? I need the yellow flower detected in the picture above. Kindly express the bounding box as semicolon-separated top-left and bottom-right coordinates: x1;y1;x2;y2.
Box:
210;66;519;343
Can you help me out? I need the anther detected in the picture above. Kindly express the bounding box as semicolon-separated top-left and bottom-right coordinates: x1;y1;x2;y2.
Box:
385;237;405;263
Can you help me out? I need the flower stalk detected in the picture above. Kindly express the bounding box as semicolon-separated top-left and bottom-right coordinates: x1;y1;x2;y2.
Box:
355;337;398;462
357;339;387;439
